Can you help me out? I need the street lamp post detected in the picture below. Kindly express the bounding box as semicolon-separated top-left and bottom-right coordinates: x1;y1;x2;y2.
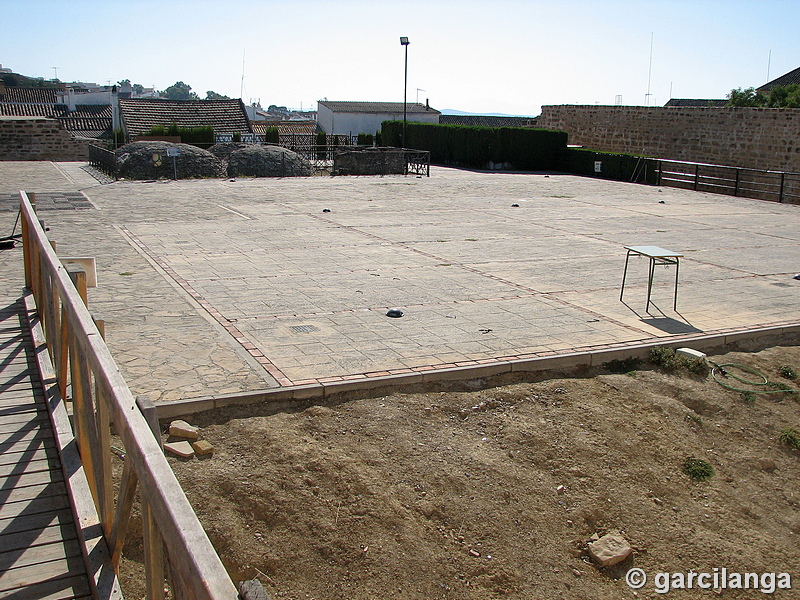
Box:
400;36;409;149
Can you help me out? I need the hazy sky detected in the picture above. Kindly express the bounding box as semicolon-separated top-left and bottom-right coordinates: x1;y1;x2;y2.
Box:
2;0;798;116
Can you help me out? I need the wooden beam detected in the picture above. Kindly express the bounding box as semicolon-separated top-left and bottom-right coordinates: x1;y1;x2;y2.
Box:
19;192;237;600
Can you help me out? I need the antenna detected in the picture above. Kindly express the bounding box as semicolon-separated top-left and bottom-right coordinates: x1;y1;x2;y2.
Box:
416;88;426;103
240;49;246;100
52;67;59;81
766;49;772;83
645;32;654;106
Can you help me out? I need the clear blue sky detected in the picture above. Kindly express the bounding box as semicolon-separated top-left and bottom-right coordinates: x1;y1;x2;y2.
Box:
2;0;798;116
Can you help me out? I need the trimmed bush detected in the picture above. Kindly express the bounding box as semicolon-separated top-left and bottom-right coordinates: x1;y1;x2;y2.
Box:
264;126;279;144
561;148;658;184
142;123;215;148
381;121;567;171
357;133;375;146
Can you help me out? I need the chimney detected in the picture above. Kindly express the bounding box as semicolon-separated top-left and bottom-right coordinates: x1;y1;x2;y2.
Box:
425;98;429;110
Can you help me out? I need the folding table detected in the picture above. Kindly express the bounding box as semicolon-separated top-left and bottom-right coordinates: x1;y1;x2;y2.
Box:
620;245;683;311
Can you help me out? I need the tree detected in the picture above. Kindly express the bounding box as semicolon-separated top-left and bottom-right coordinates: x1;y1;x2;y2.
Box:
726;87;764;107
205;90;230;100
160;81;199;100
117;79;145;95
727;84;800;108
764;83;800;108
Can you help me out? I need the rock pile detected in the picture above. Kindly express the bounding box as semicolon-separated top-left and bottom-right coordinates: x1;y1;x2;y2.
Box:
164;419;215;459
115;141;224;180
221;144;312;178
115;141;311;180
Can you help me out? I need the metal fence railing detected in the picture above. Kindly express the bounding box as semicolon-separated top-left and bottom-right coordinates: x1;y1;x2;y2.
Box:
89;144;118;179
19;190;238;600
404;150;431;177
656;159;800;204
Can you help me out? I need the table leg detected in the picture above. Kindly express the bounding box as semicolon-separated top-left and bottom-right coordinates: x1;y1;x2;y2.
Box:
620;250;632;302
673;257;680;310
646;257;656;311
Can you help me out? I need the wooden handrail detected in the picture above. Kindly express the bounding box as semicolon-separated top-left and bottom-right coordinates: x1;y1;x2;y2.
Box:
19;191;238;600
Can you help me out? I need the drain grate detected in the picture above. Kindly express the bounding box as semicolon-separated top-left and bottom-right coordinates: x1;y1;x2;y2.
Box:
290;324;320;333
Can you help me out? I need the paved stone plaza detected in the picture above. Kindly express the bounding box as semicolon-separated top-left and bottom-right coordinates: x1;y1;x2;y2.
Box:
1;162;799;403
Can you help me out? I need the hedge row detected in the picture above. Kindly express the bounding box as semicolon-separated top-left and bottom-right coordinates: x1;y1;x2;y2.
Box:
144;123;215;147
561;148;658;184
381;121;568;171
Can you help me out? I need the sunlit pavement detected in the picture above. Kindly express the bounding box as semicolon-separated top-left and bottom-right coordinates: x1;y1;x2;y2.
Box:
1;162;798;403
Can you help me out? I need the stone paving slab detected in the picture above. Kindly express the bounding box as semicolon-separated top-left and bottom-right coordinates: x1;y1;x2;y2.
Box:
1;162;799;403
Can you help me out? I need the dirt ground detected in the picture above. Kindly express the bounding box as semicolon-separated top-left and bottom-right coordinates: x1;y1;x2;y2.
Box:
120;344;800;599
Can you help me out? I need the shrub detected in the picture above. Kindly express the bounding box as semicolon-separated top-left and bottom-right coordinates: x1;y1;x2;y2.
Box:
649;347;709;377
316;131;327;159
602;357;642;374
682;457;714;481
380;121;567;171
562;148;658;184
263;126;279;144
779;365;797;380
779;427;800;450
357;132;374;146
142;124;215;147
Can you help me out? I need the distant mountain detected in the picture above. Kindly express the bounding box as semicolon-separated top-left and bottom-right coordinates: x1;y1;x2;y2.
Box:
440;108;536;118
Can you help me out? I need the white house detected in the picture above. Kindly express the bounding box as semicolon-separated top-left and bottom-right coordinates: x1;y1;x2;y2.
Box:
316;100;440;137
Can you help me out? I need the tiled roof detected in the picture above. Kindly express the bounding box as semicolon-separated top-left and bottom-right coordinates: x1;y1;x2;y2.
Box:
252;120;317;136
71;104;113;118
758;66;800;91
318;100;440;115
118;98;252;136
1;87;58;103
0;103;58;116
60;117;112;138
664;98;727;107
439;115;538;128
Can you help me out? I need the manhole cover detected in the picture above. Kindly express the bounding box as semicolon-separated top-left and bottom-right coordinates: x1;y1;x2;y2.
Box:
290;325;320;333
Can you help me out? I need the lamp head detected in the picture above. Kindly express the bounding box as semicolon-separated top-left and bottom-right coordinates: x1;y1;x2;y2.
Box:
400;36;409;46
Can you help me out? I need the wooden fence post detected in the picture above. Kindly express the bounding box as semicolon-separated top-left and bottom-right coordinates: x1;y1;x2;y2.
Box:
137;395;167;600
94;320;115;538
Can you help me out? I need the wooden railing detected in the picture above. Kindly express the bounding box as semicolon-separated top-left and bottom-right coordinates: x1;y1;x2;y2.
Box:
19;191;238;600
656;159;800;204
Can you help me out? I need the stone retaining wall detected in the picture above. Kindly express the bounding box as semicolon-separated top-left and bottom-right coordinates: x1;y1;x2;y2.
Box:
538;105;800;173
333;147;406;176
0;116;94;161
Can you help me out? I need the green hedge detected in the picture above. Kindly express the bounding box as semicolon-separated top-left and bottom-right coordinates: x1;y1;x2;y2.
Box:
264;126;279;144
381;121;567;171
561;148;658;184
143;123;215;148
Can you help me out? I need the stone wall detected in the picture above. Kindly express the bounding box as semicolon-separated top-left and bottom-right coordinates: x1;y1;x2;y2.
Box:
333;148;406;176
538;105;800;173
0;116;94;161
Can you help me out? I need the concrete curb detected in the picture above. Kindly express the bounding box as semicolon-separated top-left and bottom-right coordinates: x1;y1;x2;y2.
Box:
154;321;800;419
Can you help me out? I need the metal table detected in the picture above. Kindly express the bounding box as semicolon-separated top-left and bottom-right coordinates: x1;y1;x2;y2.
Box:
620;245;683;311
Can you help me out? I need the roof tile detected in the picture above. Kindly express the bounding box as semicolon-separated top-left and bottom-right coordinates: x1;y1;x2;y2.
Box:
119;98;252;136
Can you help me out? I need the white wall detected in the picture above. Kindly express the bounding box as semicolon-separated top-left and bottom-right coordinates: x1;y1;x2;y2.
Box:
317;106;439;136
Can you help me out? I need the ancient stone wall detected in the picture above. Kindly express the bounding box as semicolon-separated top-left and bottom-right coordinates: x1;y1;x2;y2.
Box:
538;105;800;173
333;148;406;176
0;116;94;161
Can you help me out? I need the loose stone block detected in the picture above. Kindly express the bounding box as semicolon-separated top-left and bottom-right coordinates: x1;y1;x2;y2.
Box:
169;419;199;439
192;440;215;456
587;532;633;567
164;441;195;458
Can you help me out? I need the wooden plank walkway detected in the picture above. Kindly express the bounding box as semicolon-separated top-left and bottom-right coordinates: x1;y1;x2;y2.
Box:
0;299;93;600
